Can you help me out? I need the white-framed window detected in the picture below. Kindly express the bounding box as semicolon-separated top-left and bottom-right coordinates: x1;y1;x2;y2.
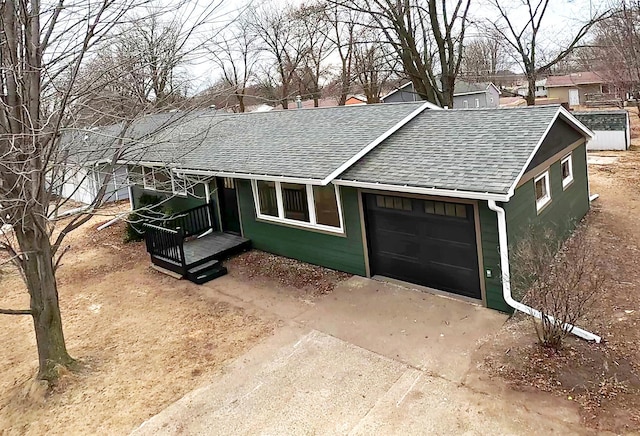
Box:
490;97;494;104
463;100;469;109
534;170;551;212
251;180;344;233
561;153;573;189
475;98;480;108
171;171;188;196
142;166;186;196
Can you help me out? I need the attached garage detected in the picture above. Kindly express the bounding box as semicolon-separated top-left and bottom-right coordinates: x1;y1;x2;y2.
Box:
363;193;481;300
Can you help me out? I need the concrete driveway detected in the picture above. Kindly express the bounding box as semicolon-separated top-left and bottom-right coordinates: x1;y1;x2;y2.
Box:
132;277;591;435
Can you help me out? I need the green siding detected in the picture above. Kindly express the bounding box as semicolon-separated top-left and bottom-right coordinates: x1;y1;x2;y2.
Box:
478;202;510;312
505;143;589;247
479;144;590;313
236;180;367;275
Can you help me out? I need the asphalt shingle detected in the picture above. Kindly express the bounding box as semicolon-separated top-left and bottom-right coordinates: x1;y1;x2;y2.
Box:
338;106;562;195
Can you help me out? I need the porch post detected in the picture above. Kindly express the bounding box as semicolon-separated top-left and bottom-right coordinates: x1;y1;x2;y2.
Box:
204;181;213;229
177;227;187;275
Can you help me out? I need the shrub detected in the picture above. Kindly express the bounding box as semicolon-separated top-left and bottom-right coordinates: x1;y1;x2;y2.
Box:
510;224;607;349
124;194;163;243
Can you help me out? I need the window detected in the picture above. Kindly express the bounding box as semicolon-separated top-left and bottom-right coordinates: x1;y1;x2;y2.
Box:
463;100;469;109
375;195;412;211
282;183;309;222
561;154;573;189
424;200;467;218
534;171;551;212
252;180;344;233
314;185;341;227
256;181;278;217
142;166;172;192
490;97;494;104
475;98;480;108
171;173;188;196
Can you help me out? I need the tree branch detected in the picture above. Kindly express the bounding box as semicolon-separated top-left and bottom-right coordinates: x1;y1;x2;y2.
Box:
0;308;32;316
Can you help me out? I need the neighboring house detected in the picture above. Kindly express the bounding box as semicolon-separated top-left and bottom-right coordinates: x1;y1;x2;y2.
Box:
546;72;608;106
573;110;631;151
74;103;594;315
345;95;367;105
382;81;501;109
515;79;547;98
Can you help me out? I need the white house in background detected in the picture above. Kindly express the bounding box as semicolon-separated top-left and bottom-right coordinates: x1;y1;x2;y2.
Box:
516;79;547;98
60;164;130;205
381;80;501;109
572;110;631;151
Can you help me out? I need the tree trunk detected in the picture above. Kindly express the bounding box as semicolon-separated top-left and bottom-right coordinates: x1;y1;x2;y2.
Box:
16;226;75;382
526;74;536;106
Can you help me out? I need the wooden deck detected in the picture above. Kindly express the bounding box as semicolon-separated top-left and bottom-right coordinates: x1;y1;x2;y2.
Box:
183;232;251;265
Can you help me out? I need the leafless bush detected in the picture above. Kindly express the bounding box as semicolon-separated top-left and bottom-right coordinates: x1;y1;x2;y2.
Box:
510;224;607;349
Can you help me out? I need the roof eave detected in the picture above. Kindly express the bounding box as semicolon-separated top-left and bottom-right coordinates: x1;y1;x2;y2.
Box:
333;179;510;202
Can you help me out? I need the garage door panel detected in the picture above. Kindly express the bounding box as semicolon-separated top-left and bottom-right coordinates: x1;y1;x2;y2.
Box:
365;194;481;300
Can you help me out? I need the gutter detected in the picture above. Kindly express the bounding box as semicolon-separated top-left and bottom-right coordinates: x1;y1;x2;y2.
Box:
487;200;601;343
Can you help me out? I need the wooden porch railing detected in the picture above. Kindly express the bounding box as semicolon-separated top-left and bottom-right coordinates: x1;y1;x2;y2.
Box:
143;223;186;272
142;201;216;275
166;201;216;238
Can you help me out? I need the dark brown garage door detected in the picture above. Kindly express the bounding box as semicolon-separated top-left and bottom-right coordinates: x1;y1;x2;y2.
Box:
364;194;481;299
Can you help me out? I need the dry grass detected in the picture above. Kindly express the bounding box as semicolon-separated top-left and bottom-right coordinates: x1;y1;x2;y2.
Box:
477;109;640;432
0;208;275;435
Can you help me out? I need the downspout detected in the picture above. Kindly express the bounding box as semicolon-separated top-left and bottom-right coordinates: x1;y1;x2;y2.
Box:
487;200;601;343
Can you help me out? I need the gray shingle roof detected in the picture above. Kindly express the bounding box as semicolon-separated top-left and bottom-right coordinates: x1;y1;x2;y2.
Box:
573;110;628;131
338;106;562;195
63;103;426;180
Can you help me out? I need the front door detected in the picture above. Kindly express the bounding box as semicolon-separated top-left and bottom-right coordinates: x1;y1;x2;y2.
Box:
568;88;580;106
216;177;241;234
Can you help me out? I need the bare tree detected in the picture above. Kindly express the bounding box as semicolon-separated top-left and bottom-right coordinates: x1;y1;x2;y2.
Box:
333;0;471;108
207;17;260;113
510;225;607;349
488;0;609;106
353;31;396;103
0;0;222;384
247;1;310;109
322;3;360;105
590;1;640;115
292;2;334;107
461;32;509;82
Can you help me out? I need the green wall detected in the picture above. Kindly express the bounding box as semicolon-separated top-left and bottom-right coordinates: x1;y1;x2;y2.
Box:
479;143;590;313
505;143;590;245
236;180;367;275
130;174;221;230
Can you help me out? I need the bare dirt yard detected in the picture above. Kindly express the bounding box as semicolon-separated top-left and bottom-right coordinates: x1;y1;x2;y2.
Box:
475;107;640;433
0;207;277;435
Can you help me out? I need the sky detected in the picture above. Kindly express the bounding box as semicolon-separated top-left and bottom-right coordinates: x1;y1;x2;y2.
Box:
178;0;609;94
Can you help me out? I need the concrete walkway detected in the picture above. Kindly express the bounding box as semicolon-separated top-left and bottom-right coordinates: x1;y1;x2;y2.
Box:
132;276;594;435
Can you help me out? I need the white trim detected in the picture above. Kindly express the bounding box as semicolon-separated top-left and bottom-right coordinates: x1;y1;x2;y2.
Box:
561;153;573;189
475;98;480;108
487;200;601;343
174;168;319;185
251;180;345;234
333;179;510;202
321;102;434;185
170;169;188;197
463;100;469;109
534;170;551;212
507;106;593;198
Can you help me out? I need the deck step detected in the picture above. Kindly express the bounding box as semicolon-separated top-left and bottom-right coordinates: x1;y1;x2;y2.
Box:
186;260;227;285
